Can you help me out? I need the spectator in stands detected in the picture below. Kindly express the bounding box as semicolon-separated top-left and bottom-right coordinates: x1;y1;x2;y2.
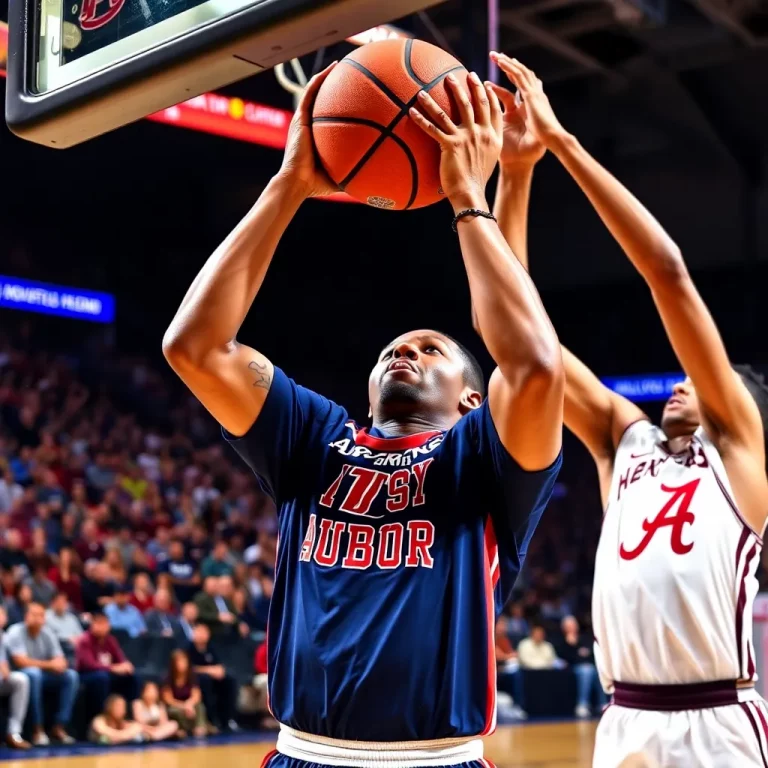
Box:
76;612;139;721
129;572;154;614
27;528;54;573
0;466;23;514
162;649;213;738
5;602;78;745
201;540;234;579
146;527;171;567
104;547;127;585
219;575;249;637
179;602;197;644
26;564;56;607
159;540;199;604
555;615;607;718
85;453;115;496
133;681;180;741
45;593;83;648
0;606;31;749
232;586;262;636
517;624;557;670
0;590;22;628
89;694;144;745
81;561;115;615
186;524;211;566
75;519;105;564
0;529;30;578
145;589;183;641
494;617;526;721
506;603;530;645
188;623;239;732
47;546;83;611
105;584;146;637
195;576;236;635
15;582;33;618
113;526;138;571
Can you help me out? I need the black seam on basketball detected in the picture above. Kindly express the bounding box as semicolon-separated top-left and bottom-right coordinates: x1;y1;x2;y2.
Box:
403;39;428;87
340;59;406;109
313;117;419;209
331;60;463;209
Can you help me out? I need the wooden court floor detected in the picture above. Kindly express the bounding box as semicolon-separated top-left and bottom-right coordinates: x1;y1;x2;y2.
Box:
0;722;600;768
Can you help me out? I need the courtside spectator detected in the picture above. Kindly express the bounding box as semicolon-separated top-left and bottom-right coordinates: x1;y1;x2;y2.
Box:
517;624;558;670
555;615;608;718
132;681;180;741
232;587;262;636
5;602;78;745
47;546;83;611
188;623;239;732
76;612;139;722
200;540;234;579
162;649;213;738
45;593;83;648
194;576;236;635
104;585;146;637
0;606;30;749
89;694;144;745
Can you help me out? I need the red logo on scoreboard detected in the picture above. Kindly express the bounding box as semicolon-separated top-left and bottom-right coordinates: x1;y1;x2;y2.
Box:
79;0;127;30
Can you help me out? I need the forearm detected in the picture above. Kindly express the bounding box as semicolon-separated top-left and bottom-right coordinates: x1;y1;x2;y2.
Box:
493;164;535;272
163;174;306;362
454;194;559;378
550;132;683;283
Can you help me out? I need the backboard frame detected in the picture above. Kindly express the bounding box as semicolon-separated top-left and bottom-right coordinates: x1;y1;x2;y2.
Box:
5;0;443;148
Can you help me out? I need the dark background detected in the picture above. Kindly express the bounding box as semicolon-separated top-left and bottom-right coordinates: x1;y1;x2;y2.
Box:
1;0;766;423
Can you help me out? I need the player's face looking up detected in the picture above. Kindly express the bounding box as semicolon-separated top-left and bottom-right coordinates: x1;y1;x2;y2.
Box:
661;377;701;438
368;330;482;427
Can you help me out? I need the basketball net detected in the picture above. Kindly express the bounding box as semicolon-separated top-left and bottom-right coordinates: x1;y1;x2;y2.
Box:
275;58;308;111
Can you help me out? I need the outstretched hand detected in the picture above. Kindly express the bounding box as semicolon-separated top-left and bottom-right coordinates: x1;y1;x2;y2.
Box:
490;54;566;151
279;61;339;199
409;72;503;211
487;53;545;168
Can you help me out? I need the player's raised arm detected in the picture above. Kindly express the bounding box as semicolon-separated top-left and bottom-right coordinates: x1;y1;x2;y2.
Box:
486;57;646;478
409;72;563;471
162;63;337;437
494;54;763;455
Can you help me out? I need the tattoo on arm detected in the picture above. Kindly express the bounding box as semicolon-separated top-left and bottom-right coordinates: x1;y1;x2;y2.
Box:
248;361;271;390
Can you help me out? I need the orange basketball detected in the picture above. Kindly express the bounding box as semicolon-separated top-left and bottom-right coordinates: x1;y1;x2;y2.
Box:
311;39;467;210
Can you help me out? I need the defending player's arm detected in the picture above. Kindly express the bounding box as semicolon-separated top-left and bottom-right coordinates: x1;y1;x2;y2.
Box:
494;55;763;455
162;63;337;438
410;73;563;471
484;66;645;478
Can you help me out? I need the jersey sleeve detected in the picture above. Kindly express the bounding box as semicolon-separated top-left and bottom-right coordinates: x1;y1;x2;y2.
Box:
456;400;562;602
223;366;347;502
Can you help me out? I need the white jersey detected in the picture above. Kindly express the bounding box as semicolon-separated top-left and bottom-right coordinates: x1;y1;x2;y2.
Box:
593;420;763;689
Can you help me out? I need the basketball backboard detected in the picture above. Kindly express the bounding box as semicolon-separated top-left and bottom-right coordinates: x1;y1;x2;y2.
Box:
5;0;443;148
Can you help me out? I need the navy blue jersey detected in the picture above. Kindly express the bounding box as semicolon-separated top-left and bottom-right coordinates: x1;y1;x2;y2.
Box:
225;367;560;742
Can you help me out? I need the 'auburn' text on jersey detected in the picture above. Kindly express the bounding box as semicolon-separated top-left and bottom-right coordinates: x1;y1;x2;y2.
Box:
225;367;560;742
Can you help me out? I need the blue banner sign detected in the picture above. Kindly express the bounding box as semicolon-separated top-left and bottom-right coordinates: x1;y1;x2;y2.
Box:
601;373;683;402
0;275;115;323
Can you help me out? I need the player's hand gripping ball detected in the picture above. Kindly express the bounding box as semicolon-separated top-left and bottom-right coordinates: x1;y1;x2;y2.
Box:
311;39;468;210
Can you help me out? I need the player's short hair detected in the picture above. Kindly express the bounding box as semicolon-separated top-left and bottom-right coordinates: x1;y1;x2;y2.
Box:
439;333;486;397
734;364;768;448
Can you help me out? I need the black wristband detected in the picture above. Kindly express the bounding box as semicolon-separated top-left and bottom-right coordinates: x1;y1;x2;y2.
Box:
451;209;497;232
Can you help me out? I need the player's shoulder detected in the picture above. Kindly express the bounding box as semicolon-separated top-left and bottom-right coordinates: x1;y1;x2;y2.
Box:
614;418;660;456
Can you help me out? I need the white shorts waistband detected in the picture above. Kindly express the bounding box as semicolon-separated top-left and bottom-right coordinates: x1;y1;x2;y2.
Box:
276;725;484;767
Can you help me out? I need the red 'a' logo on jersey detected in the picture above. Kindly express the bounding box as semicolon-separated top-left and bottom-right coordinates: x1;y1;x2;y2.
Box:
619;479;699;561
79;0;126;30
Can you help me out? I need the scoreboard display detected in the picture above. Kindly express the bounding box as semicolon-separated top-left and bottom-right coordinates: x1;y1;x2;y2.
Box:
6;0;442;147
39;0;256;93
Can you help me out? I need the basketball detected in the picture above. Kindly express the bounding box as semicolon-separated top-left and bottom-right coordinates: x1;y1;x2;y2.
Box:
311;39;467;210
